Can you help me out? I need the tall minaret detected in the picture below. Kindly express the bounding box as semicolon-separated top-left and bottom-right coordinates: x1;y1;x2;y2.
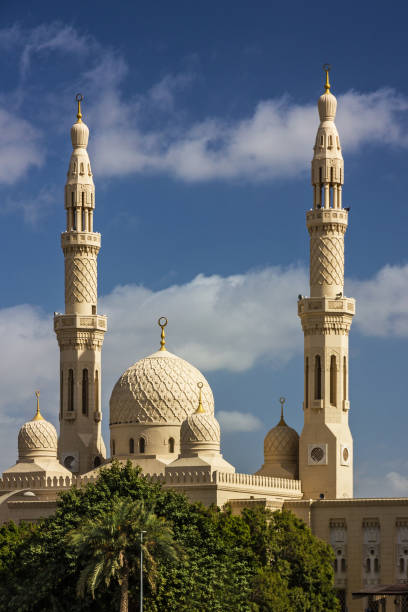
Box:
298;68;355;499
54;95;107;474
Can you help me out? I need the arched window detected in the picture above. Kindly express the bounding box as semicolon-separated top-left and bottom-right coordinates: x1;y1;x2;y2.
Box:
129;438;134;454
80;162;84;175
305;358;309;409
334;559;338;573
68;369;74;411
60;370;63;416
320;135;324;146
330;356;337;406
341;558;346;572
71;191;74;205
314;355;322;400
82;369;89;415
319;167;323;183
169;437;175;453
374;558;379;573
328;135;333;149
330;166;334;183
366;558;371;573
343;356;347;401
400;558;405;573
95;370;99;412
112;440;116;456
139;437;145;454
81;192;85;205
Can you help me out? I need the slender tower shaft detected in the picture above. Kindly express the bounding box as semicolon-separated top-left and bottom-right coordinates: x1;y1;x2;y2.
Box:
298;69;355;499
54;96;107;474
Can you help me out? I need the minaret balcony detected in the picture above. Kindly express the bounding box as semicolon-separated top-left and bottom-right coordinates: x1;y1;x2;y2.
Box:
298;297;355;317
61;231;101;249
54;313;108;333
306;208;348;230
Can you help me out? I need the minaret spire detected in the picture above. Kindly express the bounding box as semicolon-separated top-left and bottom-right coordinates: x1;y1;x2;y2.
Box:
54;95;107;474
297;68;355;500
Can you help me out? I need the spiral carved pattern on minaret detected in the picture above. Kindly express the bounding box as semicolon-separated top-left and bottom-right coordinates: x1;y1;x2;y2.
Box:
65;257;97;303
310;235;344;286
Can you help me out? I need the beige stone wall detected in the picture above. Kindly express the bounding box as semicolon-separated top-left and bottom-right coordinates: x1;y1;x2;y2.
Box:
286;498;408;612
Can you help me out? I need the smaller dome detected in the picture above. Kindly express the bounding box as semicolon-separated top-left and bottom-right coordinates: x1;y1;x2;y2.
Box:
18;397;58;459
264;414;299;461
180;383;220;455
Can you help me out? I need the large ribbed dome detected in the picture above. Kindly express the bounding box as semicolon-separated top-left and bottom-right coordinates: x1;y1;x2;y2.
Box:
110;350;214;426
264;416;299;460
18;418;58;458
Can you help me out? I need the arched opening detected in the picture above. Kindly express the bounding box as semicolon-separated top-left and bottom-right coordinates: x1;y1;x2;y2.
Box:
169;437;175;453
71;191;74;205
94;456;101;468
305;358;309;409
334;559;338;573
330;356;337;406
94;370;99;412
68;369;74;411
366;558;371;573
81;191;85;205
82;369;89;415
374;558;379;573
139;437;146;454
341;558;346;572
314;355;322;400
400;558;405;573
80;162;84;175
129;438;134;454
343;356;347;401
111;440;116;456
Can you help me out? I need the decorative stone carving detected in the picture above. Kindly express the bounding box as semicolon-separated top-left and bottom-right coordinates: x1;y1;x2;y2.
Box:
180;412;220;445
65;256;97;303
18;420;58;455
310;234;344;287
110;350;214;425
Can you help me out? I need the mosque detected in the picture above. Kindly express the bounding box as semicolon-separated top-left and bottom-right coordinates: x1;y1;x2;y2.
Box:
0;70;407;611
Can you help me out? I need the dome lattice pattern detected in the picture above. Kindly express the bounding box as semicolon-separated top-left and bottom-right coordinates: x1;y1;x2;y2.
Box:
110;350;214;425
18;420;58;454
180;412;220;445
264;422;299;459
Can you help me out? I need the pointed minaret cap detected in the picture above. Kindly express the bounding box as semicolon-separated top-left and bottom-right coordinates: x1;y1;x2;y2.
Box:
71;94;89;148
318;64;337;122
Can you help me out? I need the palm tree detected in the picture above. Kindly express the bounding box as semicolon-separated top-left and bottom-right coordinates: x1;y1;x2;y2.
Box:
68;497;180;612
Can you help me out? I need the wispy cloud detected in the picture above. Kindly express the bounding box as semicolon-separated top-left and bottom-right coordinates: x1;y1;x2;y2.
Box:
217;410;263;433
0;107;42;184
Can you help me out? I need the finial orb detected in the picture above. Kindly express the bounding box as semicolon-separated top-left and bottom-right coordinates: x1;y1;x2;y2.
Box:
197;382;203;389
76;93;84;102
323;63;331;73
280;396;285;405
35;390;40;399
158;316;168;329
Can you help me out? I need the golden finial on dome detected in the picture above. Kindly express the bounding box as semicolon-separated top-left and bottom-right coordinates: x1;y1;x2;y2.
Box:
196;382;205;414
158;316;168;351
76;93;83;123
323;64;331;94
278;396;286;427
32;390;44;421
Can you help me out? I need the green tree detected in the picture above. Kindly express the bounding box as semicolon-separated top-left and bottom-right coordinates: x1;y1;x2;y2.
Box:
0;462;339;611
69;498;180;612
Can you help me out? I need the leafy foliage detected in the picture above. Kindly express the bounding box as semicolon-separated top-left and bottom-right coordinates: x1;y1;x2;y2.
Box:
0;462;339;611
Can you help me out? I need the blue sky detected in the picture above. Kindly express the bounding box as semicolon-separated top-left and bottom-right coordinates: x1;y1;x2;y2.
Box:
0;1;408;496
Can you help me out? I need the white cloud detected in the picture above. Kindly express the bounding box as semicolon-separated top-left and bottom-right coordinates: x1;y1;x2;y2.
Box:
216;410;263;433
386;472;408;496
0;107;43;184
3;187;56;224
350;264;408;337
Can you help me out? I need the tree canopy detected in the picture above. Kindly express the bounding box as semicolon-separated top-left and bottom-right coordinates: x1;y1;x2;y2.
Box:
0;461;339;611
